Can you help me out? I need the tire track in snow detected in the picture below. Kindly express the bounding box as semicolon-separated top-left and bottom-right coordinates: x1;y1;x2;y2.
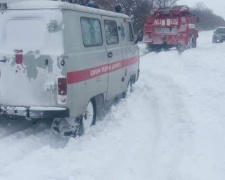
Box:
144;72;195;180
0;64;162;180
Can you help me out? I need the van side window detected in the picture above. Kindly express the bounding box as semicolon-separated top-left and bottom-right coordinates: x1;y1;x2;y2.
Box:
81;17;103;47
128;22;134;41
104;20;119;45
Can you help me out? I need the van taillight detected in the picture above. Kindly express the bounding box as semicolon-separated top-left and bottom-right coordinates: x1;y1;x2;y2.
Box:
58;78;67;95
15;50;23;64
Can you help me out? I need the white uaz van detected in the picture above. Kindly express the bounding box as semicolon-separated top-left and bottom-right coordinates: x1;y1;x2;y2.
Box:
0;1;140;136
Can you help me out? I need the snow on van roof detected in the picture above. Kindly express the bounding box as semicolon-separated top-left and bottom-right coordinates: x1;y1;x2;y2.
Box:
4;0;129;19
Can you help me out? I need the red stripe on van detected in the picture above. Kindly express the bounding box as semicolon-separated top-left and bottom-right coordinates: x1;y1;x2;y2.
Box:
67;56;139;84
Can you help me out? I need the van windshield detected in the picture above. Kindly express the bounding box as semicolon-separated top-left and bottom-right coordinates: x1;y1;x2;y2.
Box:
5;18;45;49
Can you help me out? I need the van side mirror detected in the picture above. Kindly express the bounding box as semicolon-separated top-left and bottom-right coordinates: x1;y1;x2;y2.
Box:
196;17;200;23
135;30;143;44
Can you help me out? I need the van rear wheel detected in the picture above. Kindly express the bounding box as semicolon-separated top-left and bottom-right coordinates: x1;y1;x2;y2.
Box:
80;99;96;134
51;100;96;137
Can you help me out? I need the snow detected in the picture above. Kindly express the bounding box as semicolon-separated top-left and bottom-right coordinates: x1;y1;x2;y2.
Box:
6;18;45;49
29;106;67;111
1;30;225;180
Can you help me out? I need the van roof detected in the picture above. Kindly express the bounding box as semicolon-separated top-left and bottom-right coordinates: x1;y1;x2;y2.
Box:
4;0;129;19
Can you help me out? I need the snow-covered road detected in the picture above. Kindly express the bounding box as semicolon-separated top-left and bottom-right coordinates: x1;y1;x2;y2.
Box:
1;31;225;180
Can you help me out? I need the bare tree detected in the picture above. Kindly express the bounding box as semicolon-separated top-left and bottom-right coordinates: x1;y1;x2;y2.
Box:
56;0;180;33
153;0;178;8
192;3;225;30
56;0;90;5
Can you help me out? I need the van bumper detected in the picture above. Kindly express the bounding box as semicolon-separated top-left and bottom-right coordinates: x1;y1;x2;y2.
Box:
0;106;69;119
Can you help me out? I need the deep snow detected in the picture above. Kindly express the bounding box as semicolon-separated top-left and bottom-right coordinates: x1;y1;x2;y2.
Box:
1;31;225;180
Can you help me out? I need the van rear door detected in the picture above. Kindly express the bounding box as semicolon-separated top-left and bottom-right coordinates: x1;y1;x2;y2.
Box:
0;9;63;107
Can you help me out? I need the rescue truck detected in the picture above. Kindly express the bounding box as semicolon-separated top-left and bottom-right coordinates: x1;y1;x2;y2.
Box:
143;5;199;52
0;1;141;136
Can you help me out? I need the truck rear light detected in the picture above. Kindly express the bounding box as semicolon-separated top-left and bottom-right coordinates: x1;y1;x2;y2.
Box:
58;78;67;95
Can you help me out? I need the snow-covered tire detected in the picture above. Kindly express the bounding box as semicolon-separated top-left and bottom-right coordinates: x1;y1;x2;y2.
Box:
80;99;96;134
122;76;135;98
122;81;132;98
51;99;96;137
51;117;81;137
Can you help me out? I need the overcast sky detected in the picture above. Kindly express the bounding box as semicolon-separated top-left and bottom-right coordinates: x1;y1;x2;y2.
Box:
178;0;225;19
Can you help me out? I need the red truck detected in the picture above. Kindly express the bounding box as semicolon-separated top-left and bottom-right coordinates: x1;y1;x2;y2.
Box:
143;5;198;52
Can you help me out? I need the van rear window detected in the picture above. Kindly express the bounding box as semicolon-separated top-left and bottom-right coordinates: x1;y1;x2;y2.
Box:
81;17;103;47
6;18;45;49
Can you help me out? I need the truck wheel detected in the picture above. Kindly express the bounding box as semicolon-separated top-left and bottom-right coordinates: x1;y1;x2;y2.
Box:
192;38;197;48
187;38;192;49
154;46;161;53
147;44;153;52
82;99;96;133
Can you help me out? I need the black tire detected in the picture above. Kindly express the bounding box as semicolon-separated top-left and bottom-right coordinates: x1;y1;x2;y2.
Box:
122;81;131;98
192;38;197;48
154;46;161;53
122;76;135;98
147;44;153;52
187;37;193;49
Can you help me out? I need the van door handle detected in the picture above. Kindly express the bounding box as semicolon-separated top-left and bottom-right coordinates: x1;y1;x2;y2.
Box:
108;52;113;58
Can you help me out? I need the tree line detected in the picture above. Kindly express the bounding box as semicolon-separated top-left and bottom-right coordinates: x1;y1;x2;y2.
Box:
58;0;178;33
191;3;225;31
58;0;225;32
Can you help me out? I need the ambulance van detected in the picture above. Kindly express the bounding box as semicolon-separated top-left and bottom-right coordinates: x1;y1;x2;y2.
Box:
0;1;140;136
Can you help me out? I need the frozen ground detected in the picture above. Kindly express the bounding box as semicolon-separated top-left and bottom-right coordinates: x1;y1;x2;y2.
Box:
1;31;225;180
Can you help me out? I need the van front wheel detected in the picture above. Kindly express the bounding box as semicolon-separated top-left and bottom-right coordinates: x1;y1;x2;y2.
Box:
122;78;134;98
